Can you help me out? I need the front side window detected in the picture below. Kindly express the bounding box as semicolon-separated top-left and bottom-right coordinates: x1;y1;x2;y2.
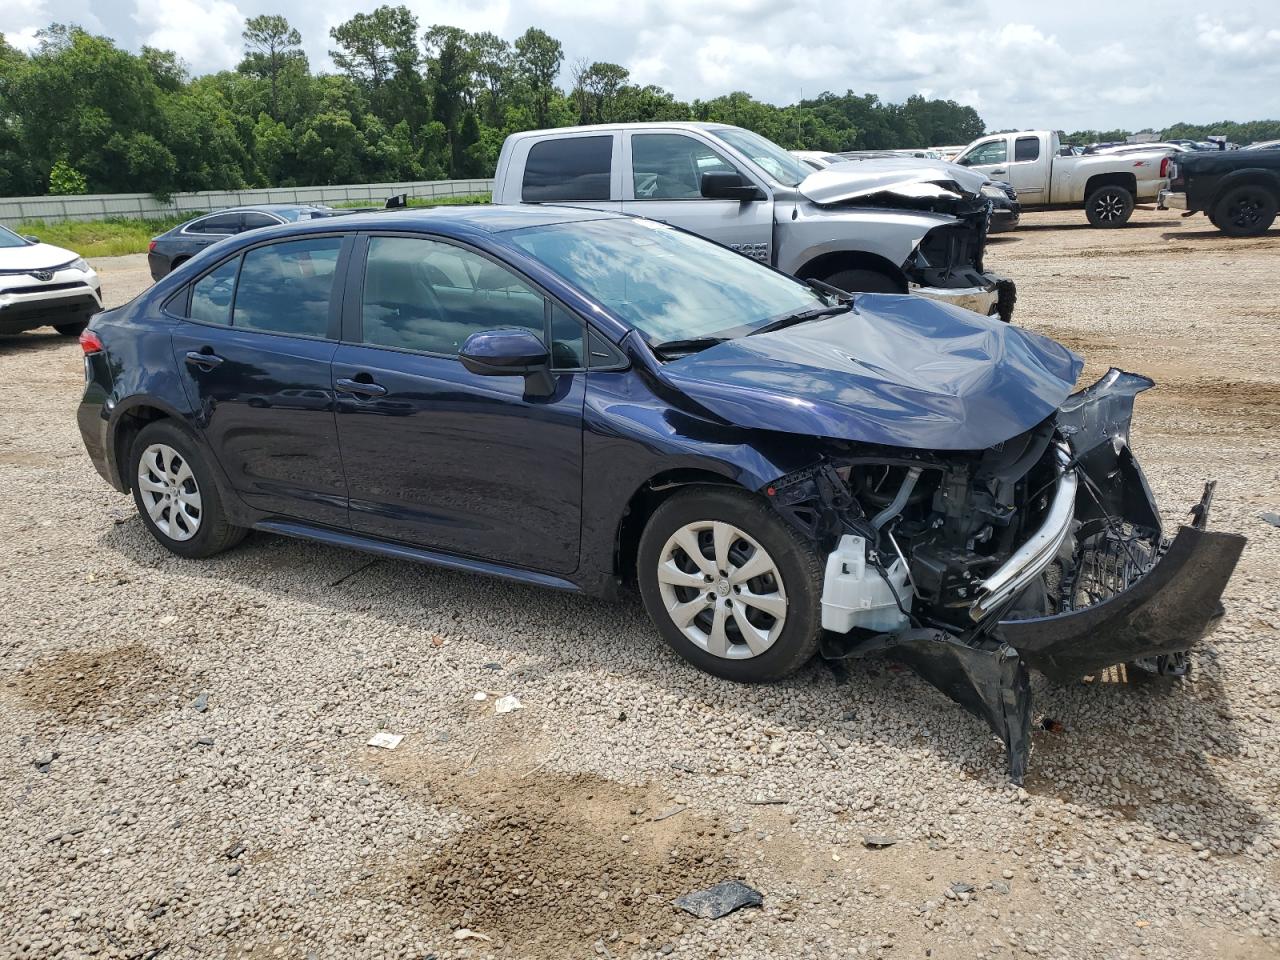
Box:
189;257;239;325
0;224;30;248
631;134;736;199
522;136;613;202
963;139;1008;165
1014;137;1040;163
361;236;545;356
507;217;823;345
232;237;343;337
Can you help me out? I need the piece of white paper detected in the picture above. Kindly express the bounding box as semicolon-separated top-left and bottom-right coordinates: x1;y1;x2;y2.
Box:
366;732;403;750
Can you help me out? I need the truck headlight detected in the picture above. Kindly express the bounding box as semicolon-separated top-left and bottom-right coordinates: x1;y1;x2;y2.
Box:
70;258;91;274
981;184;1007;200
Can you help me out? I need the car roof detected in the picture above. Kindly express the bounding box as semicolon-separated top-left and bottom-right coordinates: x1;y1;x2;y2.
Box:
212;204;624;240
188;203;328;217
506;121;733;139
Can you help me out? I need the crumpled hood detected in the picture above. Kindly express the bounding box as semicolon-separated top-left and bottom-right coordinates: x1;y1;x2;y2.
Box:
0;241;80;272
659;294;1083;451
801;158;989;206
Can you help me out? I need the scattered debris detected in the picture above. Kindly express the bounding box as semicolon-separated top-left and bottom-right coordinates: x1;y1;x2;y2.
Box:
1040;717;1065;733
453;928;492;942
743;796;787;805
652;805;687;822
1135;919;1151;929
1260;511;1280;528
494;694;523;714
674;880;763;919
862;835;899;849
191;692;208;713
225;842;247;860
950;882;975;894
431;635;444;647
473;692;488;702
482;662;502;671
367;732;404;750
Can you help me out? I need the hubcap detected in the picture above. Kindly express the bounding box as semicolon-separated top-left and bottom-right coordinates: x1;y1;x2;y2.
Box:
656;520;787;660
1230;195;1262;227
137;443;202;541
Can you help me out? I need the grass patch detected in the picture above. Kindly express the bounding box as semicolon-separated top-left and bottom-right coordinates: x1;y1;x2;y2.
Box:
15;215;194;258
332;192;491;209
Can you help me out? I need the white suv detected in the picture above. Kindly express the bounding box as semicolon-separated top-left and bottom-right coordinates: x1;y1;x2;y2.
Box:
0;224;103;336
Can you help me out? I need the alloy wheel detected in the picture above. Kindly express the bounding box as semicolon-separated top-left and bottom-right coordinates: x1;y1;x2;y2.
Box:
1228;193;1264;229
137;442;202;541
1093;190;1127;221
656;520;788;659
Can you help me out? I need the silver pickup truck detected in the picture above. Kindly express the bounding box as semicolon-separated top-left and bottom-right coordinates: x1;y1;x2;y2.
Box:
494;122;1016;321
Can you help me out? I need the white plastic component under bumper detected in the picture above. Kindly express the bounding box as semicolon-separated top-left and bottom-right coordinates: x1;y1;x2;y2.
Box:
908;282;999;317
969;445;1078;621
821;534;911;633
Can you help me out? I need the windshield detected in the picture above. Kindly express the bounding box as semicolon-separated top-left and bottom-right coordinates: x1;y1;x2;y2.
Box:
507;217;824;344
0;225;30;248
715;127;812;187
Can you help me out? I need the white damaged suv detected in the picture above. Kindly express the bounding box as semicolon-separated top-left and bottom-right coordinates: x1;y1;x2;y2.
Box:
0;224;103;337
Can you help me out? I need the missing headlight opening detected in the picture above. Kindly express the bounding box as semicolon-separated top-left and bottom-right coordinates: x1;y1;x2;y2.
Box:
770;368;1246;783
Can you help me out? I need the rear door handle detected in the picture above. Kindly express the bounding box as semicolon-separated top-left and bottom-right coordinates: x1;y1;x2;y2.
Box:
184;350;224;371
335;377;388;399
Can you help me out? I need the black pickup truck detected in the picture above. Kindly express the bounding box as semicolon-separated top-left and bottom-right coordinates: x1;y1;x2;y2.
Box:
1159;147;1280;236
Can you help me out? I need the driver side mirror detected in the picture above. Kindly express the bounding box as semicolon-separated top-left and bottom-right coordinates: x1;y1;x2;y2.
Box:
23;234;39;243
459;328;555;396
700;171;764;201
954;155;970;166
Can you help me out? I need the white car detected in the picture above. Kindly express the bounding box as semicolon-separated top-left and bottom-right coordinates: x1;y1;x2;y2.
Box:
0;225;103;337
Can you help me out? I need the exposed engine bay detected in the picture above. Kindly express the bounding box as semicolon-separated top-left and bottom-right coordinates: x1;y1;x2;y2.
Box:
765;368;1246;781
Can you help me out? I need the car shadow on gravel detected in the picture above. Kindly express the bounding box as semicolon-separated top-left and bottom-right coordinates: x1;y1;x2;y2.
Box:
98;518;1265;848
1014;218;1180;233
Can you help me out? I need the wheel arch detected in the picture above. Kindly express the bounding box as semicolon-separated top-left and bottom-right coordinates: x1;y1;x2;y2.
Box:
109;398;191;492
612;467;749;585
1211;169;1280;207
1084;172;1137;199
794;249;908;291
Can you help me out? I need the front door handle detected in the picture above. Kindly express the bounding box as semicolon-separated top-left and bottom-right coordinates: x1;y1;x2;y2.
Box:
185;350;224;371
335;377;388;399
990;168;1007;175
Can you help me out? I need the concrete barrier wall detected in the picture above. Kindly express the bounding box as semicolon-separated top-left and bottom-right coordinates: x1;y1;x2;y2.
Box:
0;179;495;226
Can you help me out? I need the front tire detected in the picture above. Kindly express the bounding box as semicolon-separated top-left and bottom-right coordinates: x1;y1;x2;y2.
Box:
1085;185;1135;227
637;487;823;682
1213;185;1278;237
129;420;246;559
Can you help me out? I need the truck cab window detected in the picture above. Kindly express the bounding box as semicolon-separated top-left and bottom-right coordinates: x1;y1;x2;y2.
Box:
523;136;612;202
965;140;1008;165
1014;137;1040;163
631;134;736;200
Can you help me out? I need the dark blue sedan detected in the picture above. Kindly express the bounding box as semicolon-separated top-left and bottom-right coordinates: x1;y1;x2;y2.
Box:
77;205;1242;780
147;204;341;280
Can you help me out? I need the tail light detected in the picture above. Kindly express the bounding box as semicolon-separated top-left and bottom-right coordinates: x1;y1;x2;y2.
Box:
148;240;157;253
1159;156;1170;178
79;329;103;355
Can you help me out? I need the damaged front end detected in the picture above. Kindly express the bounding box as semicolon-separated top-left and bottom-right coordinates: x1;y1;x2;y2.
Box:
771;368;1245;782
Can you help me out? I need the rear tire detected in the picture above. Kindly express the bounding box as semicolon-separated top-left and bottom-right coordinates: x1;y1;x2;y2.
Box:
53;320;88;336
1085;185;1135;227
1213;185;1278;237
813;267;903;295
128;420;246;559
637;486;823;682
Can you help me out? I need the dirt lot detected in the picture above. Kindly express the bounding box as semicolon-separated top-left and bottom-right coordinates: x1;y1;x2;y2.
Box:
1;208;1277;960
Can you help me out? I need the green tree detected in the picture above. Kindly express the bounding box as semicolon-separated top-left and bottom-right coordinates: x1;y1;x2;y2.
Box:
239;15;305;121
513;27;562;127
48;158;88;194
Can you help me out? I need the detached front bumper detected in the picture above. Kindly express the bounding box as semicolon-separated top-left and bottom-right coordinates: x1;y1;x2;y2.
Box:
909;274;1016;323
1157;189;1187;211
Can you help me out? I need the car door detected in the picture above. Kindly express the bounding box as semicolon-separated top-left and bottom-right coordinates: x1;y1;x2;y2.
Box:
622;131;774;262
1006;135;1045;201
169;234;352;528
330;233;585;574
956;136;1012;183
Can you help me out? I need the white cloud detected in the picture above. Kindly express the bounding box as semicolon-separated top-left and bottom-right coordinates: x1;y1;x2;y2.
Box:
132;0;244;73
1194;14;1280;61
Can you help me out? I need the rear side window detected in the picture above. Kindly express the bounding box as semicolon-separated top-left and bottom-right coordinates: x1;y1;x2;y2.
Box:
232;237;343;337
189;258;239;325
188;213;241;235
1014;137;1040;162
522;136;612;202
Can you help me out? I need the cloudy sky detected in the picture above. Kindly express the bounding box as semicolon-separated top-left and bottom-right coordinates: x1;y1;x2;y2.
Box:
3;0;1278;131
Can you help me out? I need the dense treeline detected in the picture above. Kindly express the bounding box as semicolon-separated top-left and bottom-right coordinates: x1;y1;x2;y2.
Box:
1062;121;1280;147
0;11;987;198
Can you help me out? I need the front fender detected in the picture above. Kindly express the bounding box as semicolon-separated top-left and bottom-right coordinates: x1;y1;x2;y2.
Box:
774;200;954;276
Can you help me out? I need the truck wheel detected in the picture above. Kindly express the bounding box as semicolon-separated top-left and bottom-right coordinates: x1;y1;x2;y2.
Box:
814;268;903;295
1213;185;1278;237
1085;185;1135;227
637;486;823;683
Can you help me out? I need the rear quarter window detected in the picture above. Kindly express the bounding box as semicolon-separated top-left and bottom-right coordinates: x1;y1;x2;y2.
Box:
522;136;613;202
1014;137;1040;163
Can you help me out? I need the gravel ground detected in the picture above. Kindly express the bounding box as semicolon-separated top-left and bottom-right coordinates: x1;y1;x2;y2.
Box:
1;208;1278;960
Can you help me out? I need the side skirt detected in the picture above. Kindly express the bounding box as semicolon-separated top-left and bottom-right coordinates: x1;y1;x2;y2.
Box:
253;519;583;593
